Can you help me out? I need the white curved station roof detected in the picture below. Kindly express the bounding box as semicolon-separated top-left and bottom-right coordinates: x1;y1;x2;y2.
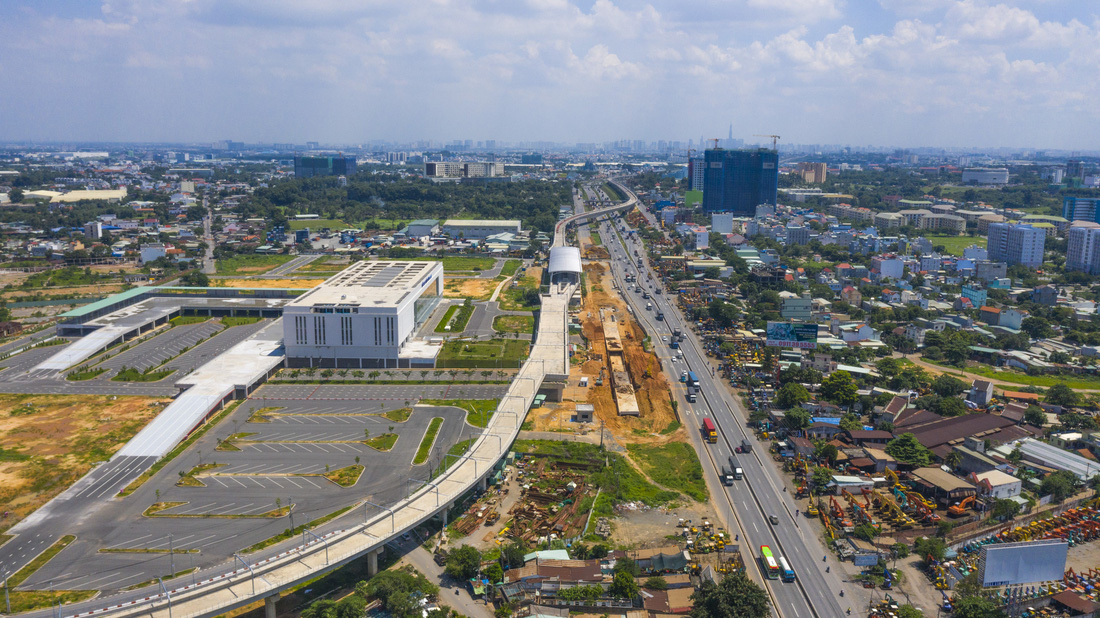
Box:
548;246;582;274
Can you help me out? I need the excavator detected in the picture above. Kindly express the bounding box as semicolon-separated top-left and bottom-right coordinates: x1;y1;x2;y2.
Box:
948;495;976;517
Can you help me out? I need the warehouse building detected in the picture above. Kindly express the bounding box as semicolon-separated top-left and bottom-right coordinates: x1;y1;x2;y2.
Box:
282;261;444;368
441;219;522;240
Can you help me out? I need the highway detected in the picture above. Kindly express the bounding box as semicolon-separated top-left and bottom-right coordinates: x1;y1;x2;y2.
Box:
594;182;853;618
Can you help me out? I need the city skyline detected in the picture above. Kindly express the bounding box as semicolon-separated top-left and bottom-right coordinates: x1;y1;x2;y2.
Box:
0;1;1097;149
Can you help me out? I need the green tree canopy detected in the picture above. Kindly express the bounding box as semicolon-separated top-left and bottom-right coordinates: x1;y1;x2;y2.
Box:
785;407;811;431
885;432;932;466
990;498;1022;521
1047;383;1080;407
839;412;863;432
952;595;1008;618
775;383;811;410
1023;406;1046;427
610;570;640;599
445;545;482;580
1039;470;1079;503
821;370;858;407
689;572;770;618
931;375;967;397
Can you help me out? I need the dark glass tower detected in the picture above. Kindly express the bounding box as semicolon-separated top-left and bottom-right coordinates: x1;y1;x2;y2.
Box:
701;148;778;215
294;156;358;178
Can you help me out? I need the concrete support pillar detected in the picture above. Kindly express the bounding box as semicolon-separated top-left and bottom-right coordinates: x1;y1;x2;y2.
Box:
479;477;488;492
367;548;379;577
264;595;278;618
443;507;449;527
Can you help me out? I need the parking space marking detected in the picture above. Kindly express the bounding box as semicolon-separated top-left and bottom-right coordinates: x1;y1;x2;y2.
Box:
285;477;302;489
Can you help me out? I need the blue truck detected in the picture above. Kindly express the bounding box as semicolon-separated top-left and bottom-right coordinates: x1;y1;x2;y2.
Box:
687;371;699;387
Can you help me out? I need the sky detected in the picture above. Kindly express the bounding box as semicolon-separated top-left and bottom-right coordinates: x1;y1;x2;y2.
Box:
0;0;1098;149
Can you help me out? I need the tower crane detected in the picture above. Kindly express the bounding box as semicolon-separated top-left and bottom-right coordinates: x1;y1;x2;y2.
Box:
709;138;720;149
754;134;781;150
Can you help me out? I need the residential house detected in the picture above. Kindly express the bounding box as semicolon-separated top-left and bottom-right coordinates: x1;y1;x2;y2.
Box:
970;470;1022;500
968;380;995;407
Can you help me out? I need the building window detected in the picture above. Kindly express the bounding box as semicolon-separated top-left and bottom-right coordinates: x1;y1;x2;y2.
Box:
340;316;353;346
314;316;326;345
386;317;395;344
295;316;307;345
374;317;382;346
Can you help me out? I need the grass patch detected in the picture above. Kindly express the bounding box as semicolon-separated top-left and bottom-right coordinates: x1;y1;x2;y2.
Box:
660;421;682;435
176;463;224;487
286;218;348;231
364;433;399;451
215;253;296;276
222;315;263;327
921;234;986;257
383;407;411;423
437;339;529;368
435;301;474;333
414;418;444;465
4;590;97;614
926;359;1100;389
420;399;498;428
442;257;496;271
500;259;522;277
626;442;709;502
216;432;256;451
242;505;354;553
144;501;289;518
170;315;211;326
65;367;107;381
432;438;476;480
8;534;76;588
493;314;535;334
602;183;625;202
498;269;542;311
112;366;174;382
247;406;283;423
513;440;681;506
324;464;365;487
590;230;603;245
122;569;198;591
120;401;242;496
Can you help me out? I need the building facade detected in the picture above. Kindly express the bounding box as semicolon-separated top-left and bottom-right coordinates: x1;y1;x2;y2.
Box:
441;219;521;240
1064;196;1100;224
283;261;444;368
701;148;778;215
294;156;357;178
961;168;1009;185
988;222;1045;268
1067;223;1100;275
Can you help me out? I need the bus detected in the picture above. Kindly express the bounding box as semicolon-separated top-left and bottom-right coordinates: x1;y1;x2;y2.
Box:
778;556;796;582
701;418;717;443
759;546;780;580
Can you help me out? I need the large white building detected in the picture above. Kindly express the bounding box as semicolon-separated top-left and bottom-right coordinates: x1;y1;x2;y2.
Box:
1067;223;1100;275
283;261;444;368
962;168;1009;185
988;222;1045;268
441;219;521;240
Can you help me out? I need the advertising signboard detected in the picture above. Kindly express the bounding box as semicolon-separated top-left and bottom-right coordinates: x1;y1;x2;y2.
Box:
766;322;818;349
978;540;1068;588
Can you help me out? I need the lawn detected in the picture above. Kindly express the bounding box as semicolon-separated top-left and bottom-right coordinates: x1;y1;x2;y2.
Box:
170;315;212;326
922;234;986;257
435;302;474;333
437;339;529;368
590;230;602;246
215;253;296;276
364;433;399;451
927;359;1100;390
432;438;475;480
493;314;535;334
383;408;412;422
625;442;709;502
113;367;175;382
420;399;498;428
324;464;364;487
66;367;107;381
286;218;349;231
498;268;542;311
500;259;522;277
442;257;496;272
222;316;263;327
414;417;444;465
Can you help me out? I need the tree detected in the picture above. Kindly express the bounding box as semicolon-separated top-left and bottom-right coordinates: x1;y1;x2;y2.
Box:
820;370;858;407
931;375;967;397
643;576;669;590
1047;383;1079;407
811;466;834;489
814;443;839;466
775;383;810;410
913;536;946;563
885;432;932;466
181;269;210;287
952;595;1007;618
876;357;901;377
444;545;482;580
990;498;1021;521
932;396;967;417
892;543;909;559
9;188;23;203
1039;470;1079;503
897;606;924;618
613;556;640;577
1023;406;1046;427
362;568;439;617
689;572;770;618
1021;316;1054;339
610;570;639;599
484;562;504;584
839;412;863;432
852;523;878;541
502;541;526;569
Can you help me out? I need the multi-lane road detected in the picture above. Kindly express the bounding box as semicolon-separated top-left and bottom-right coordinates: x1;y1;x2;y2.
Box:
593;185;853;618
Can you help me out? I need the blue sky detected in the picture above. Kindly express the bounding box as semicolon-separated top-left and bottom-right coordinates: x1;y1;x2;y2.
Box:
0;1;1097;149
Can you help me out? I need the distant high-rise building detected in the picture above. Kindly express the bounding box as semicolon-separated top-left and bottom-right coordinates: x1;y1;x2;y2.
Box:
1063;196;1100;224
687;157;704;192
294;156;357;178
701;148;778;215
1067;159;1084;179
797;162;827;184
1066;223;1100;274
987;222;1045;268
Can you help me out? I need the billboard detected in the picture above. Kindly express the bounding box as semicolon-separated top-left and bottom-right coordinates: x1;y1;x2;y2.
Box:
978;540;1068;588
766;322;818;349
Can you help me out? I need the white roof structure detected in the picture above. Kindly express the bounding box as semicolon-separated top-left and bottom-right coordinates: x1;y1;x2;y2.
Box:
548;246;582;274
443;219;520;228
288;260;441;308
52;189;128;203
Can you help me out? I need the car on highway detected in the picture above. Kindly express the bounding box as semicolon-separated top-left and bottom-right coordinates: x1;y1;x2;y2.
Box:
769;515;780;525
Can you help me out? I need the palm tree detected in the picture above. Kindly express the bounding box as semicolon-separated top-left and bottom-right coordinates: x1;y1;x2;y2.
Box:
944;451;962;471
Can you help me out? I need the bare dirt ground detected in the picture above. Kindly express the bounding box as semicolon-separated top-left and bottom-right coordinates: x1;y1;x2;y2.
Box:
0;394;170;531
1;283;128;301
575;262;678;442
443;278;497;300
211;278;324;289
609;500;719;549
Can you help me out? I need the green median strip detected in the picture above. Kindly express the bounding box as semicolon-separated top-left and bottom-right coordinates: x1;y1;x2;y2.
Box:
414;418;444;465
419;399;498;428
120;401;242;497
143;501;290;518
432;438;476;480
8;535;76;588
323;464;364;487
364;433;398;451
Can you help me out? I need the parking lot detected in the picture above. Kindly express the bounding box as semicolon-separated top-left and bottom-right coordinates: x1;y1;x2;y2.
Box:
256;383;509;401
96;320;224;375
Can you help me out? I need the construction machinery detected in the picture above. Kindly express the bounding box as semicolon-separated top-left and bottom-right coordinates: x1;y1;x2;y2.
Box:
948;496;976;517
753;134;781;150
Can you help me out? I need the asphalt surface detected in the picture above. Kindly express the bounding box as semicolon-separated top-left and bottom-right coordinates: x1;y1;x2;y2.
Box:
600;194;852;618
4;388;484;593
94;321;224;377
0;326;59;356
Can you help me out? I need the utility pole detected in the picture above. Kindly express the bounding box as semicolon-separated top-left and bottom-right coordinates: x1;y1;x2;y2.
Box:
169;533;175;576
